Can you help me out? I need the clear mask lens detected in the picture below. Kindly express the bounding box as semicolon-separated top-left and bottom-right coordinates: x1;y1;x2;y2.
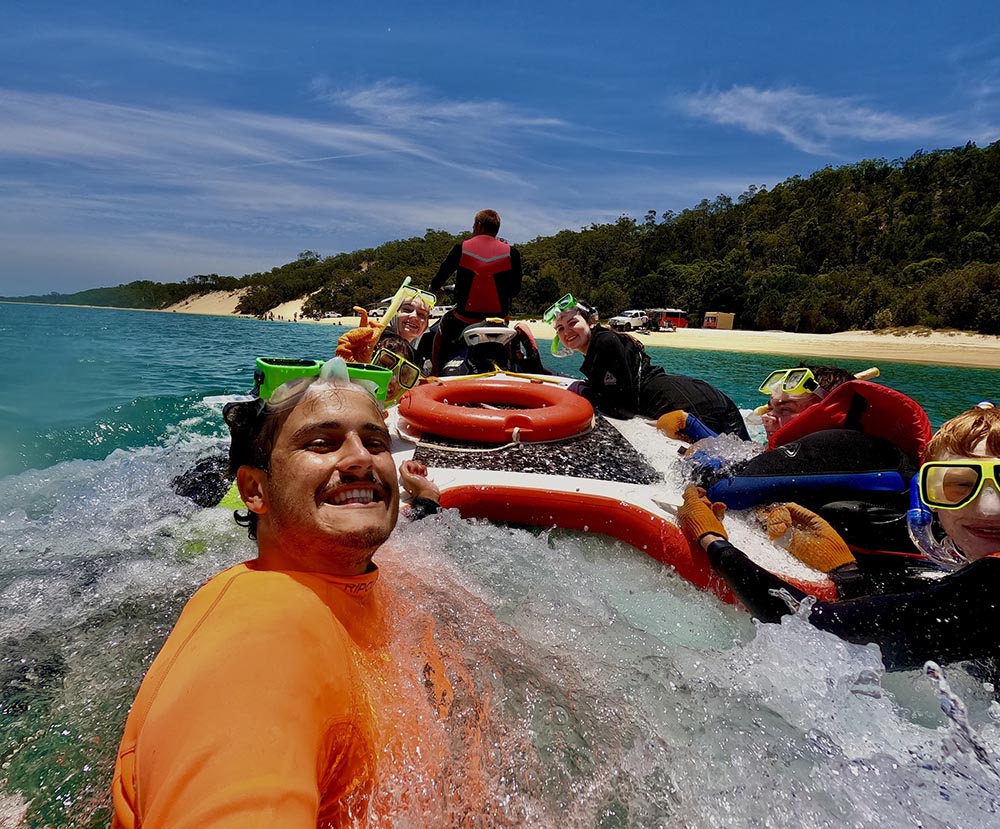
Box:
920;461;999;509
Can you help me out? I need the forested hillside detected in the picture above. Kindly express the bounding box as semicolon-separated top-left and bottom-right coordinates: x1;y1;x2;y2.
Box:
6;141;999;333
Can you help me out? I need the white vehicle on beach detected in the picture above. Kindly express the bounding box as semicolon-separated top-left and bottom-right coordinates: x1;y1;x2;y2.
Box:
609;309;649;331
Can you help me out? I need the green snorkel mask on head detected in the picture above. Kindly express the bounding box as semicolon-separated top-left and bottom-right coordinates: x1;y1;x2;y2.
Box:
253;356;393;401
543;293;597;357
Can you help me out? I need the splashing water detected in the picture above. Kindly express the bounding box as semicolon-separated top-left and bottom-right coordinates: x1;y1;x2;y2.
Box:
4;306;1000;827
4;436;1000;826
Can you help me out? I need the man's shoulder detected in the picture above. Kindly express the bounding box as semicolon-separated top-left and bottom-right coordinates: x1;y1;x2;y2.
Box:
184;564;340;630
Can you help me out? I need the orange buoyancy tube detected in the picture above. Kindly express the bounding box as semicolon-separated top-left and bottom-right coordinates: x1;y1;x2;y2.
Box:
398;378;594;443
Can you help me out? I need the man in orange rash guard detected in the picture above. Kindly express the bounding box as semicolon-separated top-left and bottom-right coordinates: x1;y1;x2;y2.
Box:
111;367;446;828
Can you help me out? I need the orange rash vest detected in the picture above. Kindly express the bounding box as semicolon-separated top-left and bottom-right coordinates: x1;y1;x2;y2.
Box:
111;561;387;829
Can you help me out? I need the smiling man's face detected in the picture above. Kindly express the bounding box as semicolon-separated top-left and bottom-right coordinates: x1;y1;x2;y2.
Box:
242;386;399;575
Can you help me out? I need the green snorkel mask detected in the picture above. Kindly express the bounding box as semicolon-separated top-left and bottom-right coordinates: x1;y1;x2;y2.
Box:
543;293;596;358
253;356;393;401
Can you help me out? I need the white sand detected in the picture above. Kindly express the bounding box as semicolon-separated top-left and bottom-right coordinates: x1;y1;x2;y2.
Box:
160;293;1000;369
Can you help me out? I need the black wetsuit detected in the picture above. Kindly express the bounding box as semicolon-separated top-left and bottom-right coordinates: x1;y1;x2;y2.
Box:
707;538;1000;671
579;327;749;439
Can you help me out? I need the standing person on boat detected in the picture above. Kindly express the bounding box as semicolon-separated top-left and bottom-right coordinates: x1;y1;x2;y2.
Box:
110;361;450;828
429;209;523;374
548;294;750;439
677;404;1000;672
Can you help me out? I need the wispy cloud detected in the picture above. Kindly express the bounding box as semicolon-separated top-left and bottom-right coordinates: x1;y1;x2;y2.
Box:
0;85;605;291
679;85;949;154
946;36;1000;117
21;27;238;72
312;77;565;134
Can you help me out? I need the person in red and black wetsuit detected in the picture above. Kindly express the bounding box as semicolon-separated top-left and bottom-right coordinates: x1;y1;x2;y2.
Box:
429;209;523;374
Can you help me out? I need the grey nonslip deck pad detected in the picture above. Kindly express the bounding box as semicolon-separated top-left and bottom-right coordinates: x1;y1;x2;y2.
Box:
411;415;661;485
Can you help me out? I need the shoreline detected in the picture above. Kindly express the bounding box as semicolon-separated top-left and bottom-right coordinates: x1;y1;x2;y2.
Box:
152;291;1000;370
7;295;1000;370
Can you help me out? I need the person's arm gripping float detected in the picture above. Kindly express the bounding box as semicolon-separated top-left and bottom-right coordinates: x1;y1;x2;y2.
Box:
399;460;442;520
113;573;370;829
677;486;1000;671
657;410;719;443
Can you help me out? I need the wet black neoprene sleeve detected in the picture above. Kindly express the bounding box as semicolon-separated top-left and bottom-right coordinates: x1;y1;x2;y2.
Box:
706;539;1000;671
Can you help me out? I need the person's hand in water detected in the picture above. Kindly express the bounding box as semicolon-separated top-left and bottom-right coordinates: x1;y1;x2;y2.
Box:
399;460;440;502
756;502;855;573
335;308;380;363
677;485;728;546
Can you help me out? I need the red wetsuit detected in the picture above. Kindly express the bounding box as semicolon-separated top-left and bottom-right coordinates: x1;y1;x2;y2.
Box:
431;235;522;322
430;236;523;371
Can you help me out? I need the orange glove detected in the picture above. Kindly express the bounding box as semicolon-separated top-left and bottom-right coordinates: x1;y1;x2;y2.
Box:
756;502;855;573
336;326;379;363
656;410;691;442
677;485;728;543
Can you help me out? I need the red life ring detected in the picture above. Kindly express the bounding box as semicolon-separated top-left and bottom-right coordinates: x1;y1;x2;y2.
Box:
398;378;594;443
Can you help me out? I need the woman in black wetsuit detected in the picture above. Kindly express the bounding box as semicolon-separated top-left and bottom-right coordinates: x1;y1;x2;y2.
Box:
677;405;1000;672
550;297;749;439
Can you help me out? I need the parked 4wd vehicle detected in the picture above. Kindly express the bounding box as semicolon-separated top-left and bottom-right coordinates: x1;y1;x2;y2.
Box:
609;309;649;331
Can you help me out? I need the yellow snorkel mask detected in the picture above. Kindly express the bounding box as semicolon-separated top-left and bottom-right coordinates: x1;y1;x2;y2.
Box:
758;367;827;398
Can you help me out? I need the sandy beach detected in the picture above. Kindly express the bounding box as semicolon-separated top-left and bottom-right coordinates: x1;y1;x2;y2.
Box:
160;290;1000;370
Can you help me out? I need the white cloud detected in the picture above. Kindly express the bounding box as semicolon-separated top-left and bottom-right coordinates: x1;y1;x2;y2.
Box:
21;27;239;72
312;77;565;134
0;84;602;292
680;85;950;154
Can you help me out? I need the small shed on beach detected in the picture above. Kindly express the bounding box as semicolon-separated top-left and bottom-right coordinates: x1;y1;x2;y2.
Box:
703;311;735;330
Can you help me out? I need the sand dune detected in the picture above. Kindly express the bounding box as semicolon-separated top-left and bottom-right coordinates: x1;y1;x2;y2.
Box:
161;293;1000;369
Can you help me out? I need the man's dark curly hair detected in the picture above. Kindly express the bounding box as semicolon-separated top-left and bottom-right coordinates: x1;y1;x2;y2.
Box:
222;395;291;541
802;364;855;394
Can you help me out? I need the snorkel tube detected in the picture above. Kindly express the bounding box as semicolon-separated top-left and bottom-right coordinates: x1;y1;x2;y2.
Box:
906;476;966;571
374;276;414;338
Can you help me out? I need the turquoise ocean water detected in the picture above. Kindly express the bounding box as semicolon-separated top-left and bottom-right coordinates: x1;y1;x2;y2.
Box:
2;303;996;478
3;302;1000;827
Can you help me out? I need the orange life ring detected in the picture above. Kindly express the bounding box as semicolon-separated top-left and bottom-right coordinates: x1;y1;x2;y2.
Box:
398;378;594;443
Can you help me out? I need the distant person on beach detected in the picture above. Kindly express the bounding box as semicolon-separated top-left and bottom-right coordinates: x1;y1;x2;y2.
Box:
429;209;523;374
677;404;1000;674
548;294;750;439
111;361;452;827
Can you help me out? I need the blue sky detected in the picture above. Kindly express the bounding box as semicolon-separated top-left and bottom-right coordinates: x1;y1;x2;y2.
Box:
1;1;997;294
